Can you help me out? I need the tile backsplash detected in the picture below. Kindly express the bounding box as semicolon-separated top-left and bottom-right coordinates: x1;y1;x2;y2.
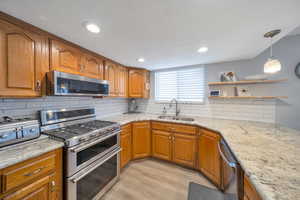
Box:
136;98;276;123
0;97;128;119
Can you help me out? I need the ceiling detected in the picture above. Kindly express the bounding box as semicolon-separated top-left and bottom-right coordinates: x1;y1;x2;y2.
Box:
1;0;300;70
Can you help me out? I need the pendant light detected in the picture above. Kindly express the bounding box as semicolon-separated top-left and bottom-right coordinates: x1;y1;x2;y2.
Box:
263;29;282;74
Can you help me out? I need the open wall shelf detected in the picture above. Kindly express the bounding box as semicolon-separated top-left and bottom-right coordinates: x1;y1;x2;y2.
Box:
208;96;288;99
208;79;287;86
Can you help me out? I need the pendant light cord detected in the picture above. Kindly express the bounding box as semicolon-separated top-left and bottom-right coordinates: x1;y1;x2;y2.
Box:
270;37;273;58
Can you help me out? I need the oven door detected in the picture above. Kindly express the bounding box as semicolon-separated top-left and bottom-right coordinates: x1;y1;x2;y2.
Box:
67;147;120;200
47;71;109;96
67;131;120;177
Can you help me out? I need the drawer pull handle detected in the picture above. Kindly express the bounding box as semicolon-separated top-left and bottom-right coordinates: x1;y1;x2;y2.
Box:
24;167;45;177
51;180;56;192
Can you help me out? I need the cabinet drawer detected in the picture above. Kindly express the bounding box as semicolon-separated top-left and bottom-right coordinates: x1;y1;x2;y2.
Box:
152;121;197;135
200;128;220;139
121;124;131;135
2;152;56;192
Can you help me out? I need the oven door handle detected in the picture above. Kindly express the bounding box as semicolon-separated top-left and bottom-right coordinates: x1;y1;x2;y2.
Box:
69;130;120;153
70;147;121;183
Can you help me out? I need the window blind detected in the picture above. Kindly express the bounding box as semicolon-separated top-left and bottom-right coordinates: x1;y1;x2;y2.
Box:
155;67;205;102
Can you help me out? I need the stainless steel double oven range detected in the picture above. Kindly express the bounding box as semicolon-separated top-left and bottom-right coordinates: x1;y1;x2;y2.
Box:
40;108;121;200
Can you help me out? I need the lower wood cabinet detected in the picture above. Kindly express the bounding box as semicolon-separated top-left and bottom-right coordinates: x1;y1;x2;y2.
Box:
0;148;62;200
152;130;172;161
120;124;132;169
152;122;197;168
172;133;196;168
244;175;262;200
132;121;151;159
198;129;221;187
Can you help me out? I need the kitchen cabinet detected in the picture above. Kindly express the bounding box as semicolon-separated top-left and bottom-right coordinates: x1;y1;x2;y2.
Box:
105;61;128;97
152;121;197;168
198;129;221;186
50;39;81;75
172;133;196;167
0;148;62;200
3;174;56;200
128;68;150;98
51;40;104;79
244;175;262;200
120;124;132;169
142;70;150;98
117;66;128;98
82;53;104;79
152;130;172;161
0;18;48;97
132;121;151;159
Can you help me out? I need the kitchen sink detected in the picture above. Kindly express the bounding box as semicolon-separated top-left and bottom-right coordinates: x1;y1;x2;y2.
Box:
158;116;194;122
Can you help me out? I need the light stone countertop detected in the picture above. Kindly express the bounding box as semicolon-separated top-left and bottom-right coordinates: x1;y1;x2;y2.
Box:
100;113;300;200
0;135;64;169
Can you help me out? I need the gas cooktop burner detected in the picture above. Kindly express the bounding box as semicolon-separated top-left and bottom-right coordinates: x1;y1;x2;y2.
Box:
42;120;120;144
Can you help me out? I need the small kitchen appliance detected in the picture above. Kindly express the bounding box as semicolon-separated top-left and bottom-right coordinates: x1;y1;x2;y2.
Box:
46;71;109;97
0;116;40;148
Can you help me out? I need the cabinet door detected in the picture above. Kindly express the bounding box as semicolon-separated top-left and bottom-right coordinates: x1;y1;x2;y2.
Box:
198;129;221;186
0;19;47;97
120;124;132;169
142;70;150;98
50;39;81;74
132;121;151;159
128;69;143;98
118;66;128;97
3;174;56;200
172;133;196;168
244;175;262;200
104;61;117;96
152;130;172;161
82;54;104;79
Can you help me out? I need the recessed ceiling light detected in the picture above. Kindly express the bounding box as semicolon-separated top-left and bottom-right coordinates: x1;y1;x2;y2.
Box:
198;46;208;53
84;22;100;34
137;58;145;62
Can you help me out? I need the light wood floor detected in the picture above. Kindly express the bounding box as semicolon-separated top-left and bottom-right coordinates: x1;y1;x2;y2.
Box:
101;159;215;200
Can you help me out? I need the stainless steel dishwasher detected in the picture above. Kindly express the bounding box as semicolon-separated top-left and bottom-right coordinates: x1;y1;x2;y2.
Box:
188;139;243;200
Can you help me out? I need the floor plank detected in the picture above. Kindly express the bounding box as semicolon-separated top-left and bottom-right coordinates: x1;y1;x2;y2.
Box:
101;159;215;200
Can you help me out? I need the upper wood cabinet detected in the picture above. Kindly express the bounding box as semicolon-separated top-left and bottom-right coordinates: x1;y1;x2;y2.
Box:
198;129;221;187
132;121;151;159
152;130;172;161
50;39;81;75
81;54;104;79
0;19;48;97
104;60;118;96
104;61;128;97
120;124;132;169
128;68;150;98
50;40;104;79
117;65;128;98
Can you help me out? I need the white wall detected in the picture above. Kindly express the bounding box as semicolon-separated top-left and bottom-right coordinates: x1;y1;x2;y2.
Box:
0;97;128;119
137;34;300;129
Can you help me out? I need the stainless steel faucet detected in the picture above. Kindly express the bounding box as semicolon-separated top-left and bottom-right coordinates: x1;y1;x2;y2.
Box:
170;98;180;117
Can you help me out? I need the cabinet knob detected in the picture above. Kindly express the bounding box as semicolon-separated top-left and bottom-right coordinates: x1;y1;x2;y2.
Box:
36;80;41;91
51;180;56;192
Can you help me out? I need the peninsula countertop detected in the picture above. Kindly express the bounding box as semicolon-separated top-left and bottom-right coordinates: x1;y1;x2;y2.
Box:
0;135;64;170
101;113;300;200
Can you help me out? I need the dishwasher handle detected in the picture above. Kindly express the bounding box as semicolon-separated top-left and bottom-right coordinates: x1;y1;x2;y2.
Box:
218;139;237;169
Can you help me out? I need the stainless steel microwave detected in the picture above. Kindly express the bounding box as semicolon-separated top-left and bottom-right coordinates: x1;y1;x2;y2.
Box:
46;71;109;96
